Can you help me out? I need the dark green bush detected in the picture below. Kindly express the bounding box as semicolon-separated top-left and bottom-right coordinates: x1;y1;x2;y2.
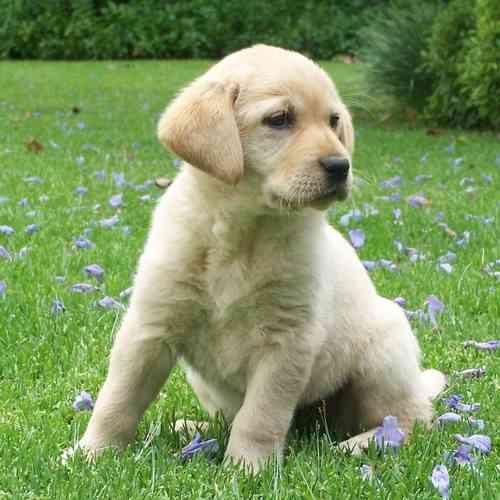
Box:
358;1;440;110
424;0;500;129
0;0;387;60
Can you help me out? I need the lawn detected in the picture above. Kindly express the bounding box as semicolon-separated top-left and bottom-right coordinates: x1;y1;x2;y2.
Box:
0;59;498;499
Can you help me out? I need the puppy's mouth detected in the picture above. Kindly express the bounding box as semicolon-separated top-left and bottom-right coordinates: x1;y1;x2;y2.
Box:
270;183;350;210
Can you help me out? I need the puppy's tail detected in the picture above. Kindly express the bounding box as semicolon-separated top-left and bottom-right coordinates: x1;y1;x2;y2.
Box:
420;369;447;401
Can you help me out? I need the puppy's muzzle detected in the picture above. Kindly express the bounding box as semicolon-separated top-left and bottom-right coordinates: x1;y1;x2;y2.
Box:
319;156;350;184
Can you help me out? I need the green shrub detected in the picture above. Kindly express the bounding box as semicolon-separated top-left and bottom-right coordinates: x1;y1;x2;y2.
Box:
358;1;440;110
0;0;387;60
423;0;500;129
456;0;500;129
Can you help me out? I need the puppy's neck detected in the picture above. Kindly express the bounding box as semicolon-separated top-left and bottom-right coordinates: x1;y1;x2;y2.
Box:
179;164;325;253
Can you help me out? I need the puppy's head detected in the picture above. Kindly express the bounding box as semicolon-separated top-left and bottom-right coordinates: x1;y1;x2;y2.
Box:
158;45;354;210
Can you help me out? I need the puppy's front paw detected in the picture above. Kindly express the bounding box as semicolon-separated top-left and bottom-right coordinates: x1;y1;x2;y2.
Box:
60;438;109;466
224;437;281;474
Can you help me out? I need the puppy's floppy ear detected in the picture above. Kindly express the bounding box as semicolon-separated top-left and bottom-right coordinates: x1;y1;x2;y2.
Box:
157;78;243;185
338;107;354;157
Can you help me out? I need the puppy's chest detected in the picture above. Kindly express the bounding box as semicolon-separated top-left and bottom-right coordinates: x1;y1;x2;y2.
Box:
180;237;313;387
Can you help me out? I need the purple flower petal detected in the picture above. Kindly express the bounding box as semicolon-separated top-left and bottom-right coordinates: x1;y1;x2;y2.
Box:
74;186;88;196
119;286;133;299
463;340;500;352
451;445;475;466
0;245;12;261
407;194;430;208
99;214;119;228
109;193;123;209
18;197;29;207
72;390;94;411
112;171;127;188
430;464;450;499
84;264;104;281
393;296;406;307
380;176;402;189
362;260;377;272
438;263;453;274
340;208;362;227
348;228;365;249
405;308;428;322
70;283;96;293
467;417;485;430
94;170;106;180
180;432;220;461
51;299;65;315
443;394;480;413
0;225;15;236
378;259;398;272
425;295;445;327
454;434;491;454
74;237;95;250
392;208;402;221
96;296;124;310
437;252;457;265
25;223;39;235
0;280;6;298
455;368;486;379
359;464;374;481
456;231;471;247
436;412;462;425
374;416;405;451
481;174;492;184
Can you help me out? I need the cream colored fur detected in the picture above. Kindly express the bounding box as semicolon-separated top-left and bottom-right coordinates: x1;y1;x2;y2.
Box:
65;45;446;472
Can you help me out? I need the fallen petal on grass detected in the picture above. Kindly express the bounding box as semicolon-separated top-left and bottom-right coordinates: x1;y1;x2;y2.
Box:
0;245;12;261
74;237;95;250
407;193;430;208
454;368;486;379
374;416;405;451
454;434;491;454
0;225;15;236
70;283;97;293
180;432;220;461
0;281;6;298
84;264;104;281
436;412;462;425
430;464;450;499
96;296;124;310
72;390;94;411
348;228;365;249
109;193;123;209
51;299;65;315
463;340;500;352
359;464;374;481
451;445;475;466
443;394;480;413
99;214;119;228
425;295;445;327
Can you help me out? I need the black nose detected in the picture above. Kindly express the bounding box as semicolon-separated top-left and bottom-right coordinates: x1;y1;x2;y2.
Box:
319;156;350;182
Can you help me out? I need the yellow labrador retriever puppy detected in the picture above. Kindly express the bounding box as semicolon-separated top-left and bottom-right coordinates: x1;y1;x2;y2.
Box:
70;45;446;471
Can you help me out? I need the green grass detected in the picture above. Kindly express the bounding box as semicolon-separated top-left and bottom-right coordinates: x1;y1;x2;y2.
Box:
0;60;498;499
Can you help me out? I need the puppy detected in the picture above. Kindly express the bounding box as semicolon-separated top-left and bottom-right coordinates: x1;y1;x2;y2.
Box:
70;45;446;471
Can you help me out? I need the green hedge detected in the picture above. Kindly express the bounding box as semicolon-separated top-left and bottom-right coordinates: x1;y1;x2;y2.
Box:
423;0;500;129
0;0;387;60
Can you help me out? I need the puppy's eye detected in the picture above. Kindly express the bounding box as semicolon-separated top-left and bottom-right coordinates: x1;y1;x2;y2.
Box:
264;110;293;129
330;113;340;130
